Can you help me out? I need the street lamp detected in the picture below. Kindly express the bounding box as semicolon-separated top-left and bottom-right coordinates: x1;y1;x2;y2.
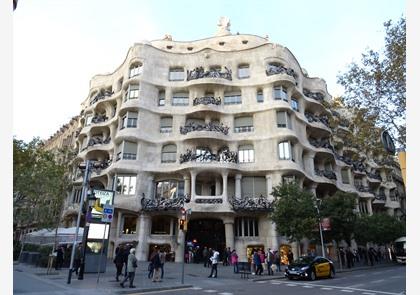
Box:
314;198;326;257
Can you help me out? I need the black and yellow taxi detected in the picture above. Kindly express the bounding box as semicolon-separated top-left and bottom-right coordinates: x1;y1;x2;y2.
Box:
285;256;335;280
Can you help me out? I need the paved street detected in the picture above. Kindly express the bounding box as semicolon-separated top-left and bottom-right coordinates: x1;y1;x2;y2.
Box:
14;261;405;295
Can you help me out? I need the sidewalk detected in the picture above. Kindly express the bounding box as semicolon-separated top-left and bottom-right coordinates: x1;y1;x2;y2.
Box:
14;259;400;294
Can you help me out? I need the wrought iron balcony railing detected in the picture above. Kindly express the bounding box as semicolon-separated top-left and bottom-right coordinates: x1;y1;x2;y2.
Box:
229;195;274;212
91;114;108;124
315;169;337;180
140;194;190;211
180;121;229;135
186;66;232;81
87;136;111;147
180;148;238;164
303;89;325;102
356;185;373;193
367;172;382;181
193;96;222;106
352;161;367;173
265;64;298;79
309;137;334;151
90;89;114;105
304;112;330;128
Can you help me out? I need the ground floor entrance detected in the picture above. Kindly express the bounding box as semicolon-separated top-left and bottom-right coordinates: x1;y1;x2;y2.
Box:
185;219;226;262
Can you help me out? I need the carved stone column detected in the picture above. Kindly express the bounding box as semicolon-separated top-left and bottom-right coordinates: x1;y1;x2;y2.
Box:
270;222;279;251
191;171;197;201
367;198;373;215
235;174;242;199
147;176;154;199
137;214;151;261
266;174;273;200
224;217;235;250
222;172;229;203
116;211;123;239
183;175;191;196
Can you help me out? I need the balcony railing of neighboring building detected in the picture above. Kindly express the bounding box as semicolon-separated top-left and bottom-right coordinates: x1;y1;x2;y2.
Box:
309;137;334;152
193;96;222;106
91;114;108;124
87;136;111;148
304;112;330;128
180;148;238;164
315;168;337;180
265;64;298;80
186;66;232;81
180;121;229;135
140;194;190;211
90;89;114;106
229;195;274;212
303;89;325;102
367;172;383;181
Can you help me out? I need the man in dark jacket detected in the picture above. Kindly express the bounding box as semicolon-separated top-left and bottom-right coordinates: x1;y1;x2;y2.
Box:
114;246;125;281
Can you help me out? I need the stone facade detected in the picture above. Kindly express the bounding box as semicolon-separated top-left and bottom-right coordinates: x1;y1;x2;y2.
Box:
61;20;405;262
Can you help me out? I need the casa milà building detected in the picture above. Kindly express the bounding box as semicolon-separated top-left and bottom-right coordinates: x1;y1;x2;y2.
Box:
64;18;405;262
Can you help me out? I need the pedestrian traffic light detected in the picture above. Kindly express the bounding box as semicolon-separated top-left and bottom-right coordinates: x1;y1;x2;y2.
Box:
179;219;185;230
181;208;186;220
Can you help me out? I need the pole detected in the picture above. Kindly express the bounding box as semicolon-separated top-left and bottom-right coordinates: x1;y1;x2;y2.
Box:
67;160;91;284
96;224;107;285
181;231;185;285
315;199;326;257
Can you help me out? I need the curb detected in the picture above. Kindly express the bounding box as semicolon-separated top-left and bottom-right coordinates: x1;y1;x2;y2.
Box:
336;263;399;273
114;285;193;294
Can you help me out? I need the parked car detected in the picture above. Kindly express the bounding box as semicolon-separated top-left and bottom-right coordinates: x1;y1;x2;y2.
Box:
285;256;335;280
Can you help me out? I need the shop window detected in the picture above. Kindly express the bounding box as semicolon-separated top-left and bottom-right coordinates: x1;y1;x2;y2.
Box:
151;216;172;235
122;215;137;234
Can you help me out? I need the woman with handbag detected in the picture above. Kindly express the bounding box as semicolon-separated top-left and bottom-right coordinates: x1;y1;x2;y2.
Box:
120;248;138;288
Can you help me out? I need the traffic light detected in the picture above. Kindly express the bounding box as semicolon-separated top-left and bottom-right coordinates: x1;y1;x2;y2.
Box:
179;219;185;231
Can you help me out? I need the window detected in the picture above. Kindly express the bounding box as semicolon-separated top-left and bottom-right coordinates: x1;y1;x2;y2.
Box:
341;169;350;184
129;63;142;78
124;84;139;101
242;176;267;197
72;187;82;203
238;145;254;163
274;86;288;101
172;92;189;106
169;68;185;81
151;216;172;235
85;115;93;126
224;91;242;105
238;64;250;79
116;141;137;161
160;117;173;133
282;175;296;184
116;175;137;195
359;200;368;214
257;90;264;103
122;215;137;234
155;180;184;199
158;91;165;106
291;98;299;111
234;217;259;237
276;111;291;128
161;144;177;163
121;111;138;129
234;116;254;133
278;141;293;160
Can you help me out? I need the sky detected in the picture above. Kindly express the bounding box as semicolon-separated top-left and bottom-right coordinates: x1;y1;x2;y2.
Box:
13;0;406;142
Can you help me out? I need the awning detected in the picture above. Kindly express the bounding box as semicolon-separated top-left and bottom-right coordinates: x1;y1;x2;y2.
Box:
24;227;84;245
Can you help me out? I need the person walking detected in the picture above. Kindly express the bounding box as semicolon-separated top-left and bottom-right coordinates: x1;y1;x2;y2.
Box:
114;246;125;281
159;248;166;279
202;247;209;267
71;244;82;275
150;247;162;282
274;250;281;272
55;246;64;270
208;249;219;278
120;248;138;288
231;249;239;273
253;250;263;275
123;245;130;277
287;249;294;265
267;248;274;275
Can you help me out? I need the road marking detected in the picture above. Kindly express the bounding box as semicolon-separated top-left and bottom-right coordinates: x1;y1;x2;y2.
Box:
390;275;403;279
286;283;297;286
191;287;203;290
321;288;333;290
341;291;354;293
371;279;385;283
218;293;234;295
204;290;217;293
362;293;377;295
134;288;194;294
270;281;283;284
256;281;266;283
303;285;314;288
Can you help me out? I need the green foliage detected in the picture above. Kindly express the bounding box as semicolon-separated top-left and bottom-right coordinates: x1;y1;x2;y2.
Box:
354;213;405;245
337;17;406;148
270;182;318;244
320;191;358;245
13;137;71;234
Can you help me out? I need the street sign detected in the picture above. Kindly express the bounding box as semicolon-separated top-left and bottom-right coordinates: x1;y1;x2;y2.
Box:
101;205;114;223
91;189;115;222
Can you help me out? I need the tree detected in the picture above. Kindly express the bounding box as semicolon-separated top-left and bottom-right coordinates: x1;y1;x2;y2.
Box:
320;191;358;245
337;17;406;148
270;183;318;255
13;137;71;238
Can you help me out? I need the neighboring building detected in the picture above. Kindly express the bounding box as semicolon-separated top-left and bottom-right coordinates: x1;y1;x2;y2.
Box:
62;18;404;262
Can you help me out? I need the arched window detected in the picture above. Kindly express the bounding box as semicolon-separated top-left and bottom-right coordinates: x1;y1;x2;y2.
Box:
161;144;177;163
129;63;142;78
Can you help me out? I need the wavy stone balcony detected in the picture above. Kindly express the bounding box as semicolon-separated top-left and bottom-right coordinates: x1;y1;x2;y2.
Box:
87;136;111;148
140;194;190;211
266;64;298;80
367;172;383;182
186;66;232;81
90;89;114;106
309;137;334;152
315;169;337;180
352;161;367;174
91;115;109;125
304;112;330;129
229;196;274;212
193;96;222;106
180;121;229;135
356;185;374;194
180;148;238;164
303;89;325;102
334;153;353;165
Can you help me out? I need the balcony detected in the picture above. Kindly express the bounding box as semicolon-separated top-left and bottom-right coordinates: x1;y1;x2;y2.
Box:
234;126;254;133
91;114;108;124
140;195;189;211
90;89;114;106
180;148;238;164
303;89;325;102
229;196;274;212
180;121;229;135
186;66;232;81
334;153;353;165
305;112;330;129
193;96;222;106
356;185;374;194
352;161;367;173
315;169;337;180
266;64;298;80
367;172;382;182
309;137;334;152
87;136;111;148
195;197;223;204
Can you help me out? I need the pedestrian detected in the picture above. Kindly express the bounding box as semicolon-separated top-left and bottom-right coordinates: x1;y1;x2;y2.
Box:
251;248;256;275
259;249;266;273
55;246;64;270
123;245;130;277
208;249;219;278
368;247;375;266
287;249;294;265
267;248;274;275
150;247;162;282
227;247;232;266
253;250;263;275
274;250;281;272
159;248;166;279
120;248;138;288
202;247;209;267
346;248;354;268
207;248;213;268
72;244;82;275
114;246;125;281
231;249;239;273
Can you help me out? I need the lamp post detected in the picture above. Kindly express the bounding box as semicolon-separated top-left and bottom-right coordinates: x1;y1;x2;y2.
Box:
314;198;326;257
